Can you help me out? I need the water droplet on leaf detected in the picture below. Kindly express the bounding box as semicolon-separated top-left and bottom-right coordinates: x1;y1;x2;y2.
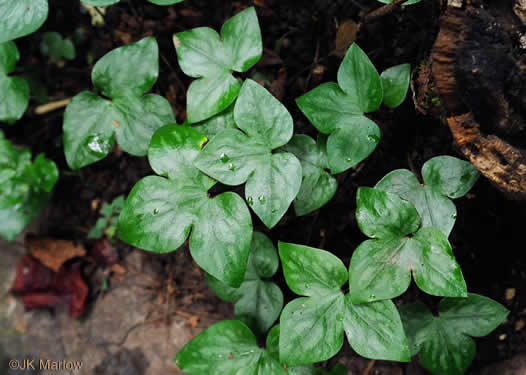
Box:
220;153;230;163
346;157;352;162
153;208;159;215
227;163;235;171
247;197;254;205
369;294;376;300
258;196;266;204
336;313;344;321
86;134;112;156
367;134;380;143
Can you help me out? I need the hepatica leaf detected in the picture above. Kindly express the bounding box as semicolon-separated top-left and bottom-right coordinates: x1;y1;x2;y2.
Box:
174;7;262;123
207;232;283;334
0;131;58;242
195;79;302;229
281;134;337;216
0;42;29;123
0;0;48;44
193;104;237;139
278;242;410;366
40;32;75;61
400;294;509;375
375;155;479;237
118;125;252;287
349;187;467;304
63;37;174;169
381;63;410;108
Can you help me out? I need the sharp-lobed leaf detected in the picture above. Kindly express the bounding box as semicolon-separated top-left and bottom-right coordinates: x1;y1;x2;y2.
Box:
63;37;175;169
174;7;262;123
0;0;49;44
118;125;252;287
400;294;509;375
281;134;338;216
380;63;410;108
0;42;29;123
195;80;302;228
296;44;383;173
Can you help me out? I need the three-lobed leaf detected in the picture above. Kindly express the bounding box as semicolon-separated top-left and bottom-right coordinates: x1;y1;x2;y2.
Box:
0;0;48;44
174;7;262;123
63;37;175;169
400;294;509;375
278;242;410;366
0;41;29;123
207;232;283;334
375;156;479;236
118;125;252;287
350;187;467;304
195;79;302;228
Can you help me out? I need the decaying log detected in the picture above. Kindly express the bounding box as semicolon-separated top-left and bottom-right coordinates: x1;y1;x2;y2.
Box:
431;2;526;198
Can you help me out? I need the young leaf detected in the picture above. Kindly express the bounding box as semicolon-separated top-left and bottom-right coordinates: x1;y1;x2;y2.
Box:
195;79;302;229
296;44;382;174
281;135;338;216
400;294;509;375
207;232;284;334
0;0;49;44
118;125;252;287
375;156;479;236
0;132;58;241
174;7;262;123
278;242;410;366
63;37;175;169
40;32;76;61
0;42;29;123
380;63;410;108
350;187;467;304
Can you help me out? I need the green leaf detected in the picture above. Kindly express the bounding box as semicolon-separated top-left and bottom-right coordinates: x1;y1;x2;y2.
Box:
193;104;236;139
337;44;383;113
63;38;174;169
0;132;58;241
376;156;479;236
80;0;120;6
88;217;107;239
174;7;262;123
195;80;301;229
380;63;410;108
147;0;183;4
296;44;382;173
400;294;509;375
118;125;252;287
0;42;29;123
422;156;479;199
350;188;467;303
207;232;283;334
343;295;410;361
281;135;337;215
0;0;48;44
40;32;75;61
279;242;347;296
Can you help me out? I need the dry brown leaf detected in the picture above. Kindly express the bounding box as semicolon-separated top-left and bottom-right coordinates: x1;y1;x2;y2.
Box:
27;237;86;273
334;20;359;58
187;315;200;328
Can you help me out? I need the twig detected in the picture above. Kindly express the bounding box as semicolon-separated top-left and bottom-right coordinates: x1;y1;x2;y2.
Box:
34;98;71;115
363;359;377;375
361;0;408;24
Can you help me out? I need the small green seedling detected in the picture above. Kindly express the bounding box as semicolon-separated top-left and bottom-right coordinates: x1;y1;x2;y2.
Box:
296;44;410;174
63;37;175;169
176;321;346;375
206;232;283;334
375;155;479;236
81;0;183;6
400;294;509;375
0;0;48;44
349;187;467;304
0;131;58;241
87;195;125;239
278;242;410;366
194;79;302;229
173;7;262;123
118;125;252;287
40;32;76;62
0;41;29;123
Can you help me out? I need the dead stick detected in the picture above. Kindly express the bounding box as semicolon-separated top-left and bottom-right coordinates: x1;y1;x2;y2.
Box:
361;0;408;24
363;359;377;375
35;98;71;115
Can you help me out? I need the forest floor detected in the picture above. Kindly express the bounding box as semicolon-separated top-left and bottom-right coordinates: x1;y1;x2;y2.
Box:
1;0;526;374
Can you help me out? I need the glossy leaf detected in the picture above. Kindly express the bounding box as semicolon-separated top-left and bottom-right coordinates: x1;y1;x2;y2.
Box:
40;32;75;61
381;63;410;108
350;188;467;303
400;294;509;375
207;232;283;334
174;7;262;123
63;37;175;169
0;42;29;123
193;104;236;139
296;44;382;173
375;156;479;236
281;135;337;215
0;0;48;44
278;242;410;366
0;132;58;241
118;125;252;287
195;80;301;228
